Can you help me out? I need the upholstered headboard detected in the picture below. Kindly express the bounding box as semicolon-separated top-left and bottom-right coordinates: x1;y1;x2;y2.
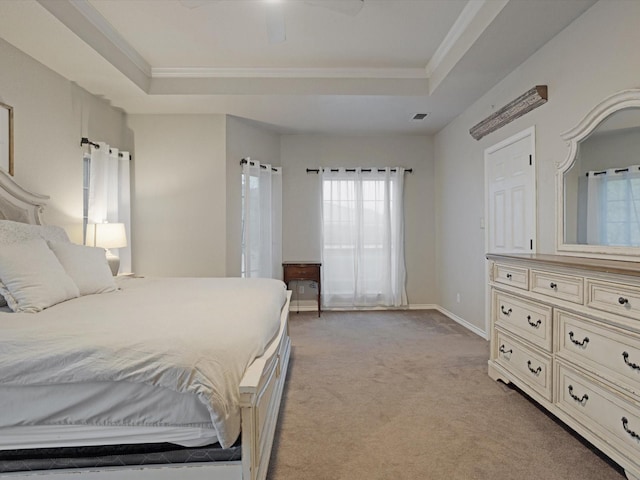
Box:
0;169;49;225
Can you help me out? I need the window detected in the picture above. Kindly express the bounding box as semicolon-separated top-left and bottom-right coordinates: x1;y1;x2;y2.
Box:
241;171;262;277
82;153;90;242
241;160;282;279
600;173;640;246
585;167;640;247
321;168;407;308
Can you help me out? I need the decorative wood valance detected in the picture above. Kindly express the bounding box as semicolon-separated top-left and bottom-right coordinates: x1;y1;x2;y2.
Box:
470;86;548;140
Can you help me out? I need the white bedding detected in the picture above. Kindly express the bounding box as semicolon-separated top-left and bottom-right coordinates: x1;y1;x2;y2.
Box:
0;381;217;449
0;276;287;449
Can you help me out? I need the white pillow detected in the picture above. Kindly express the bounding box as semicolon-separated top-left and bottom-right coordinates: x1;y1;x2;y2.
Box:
0;239;80;313
48;242;117;296
0;220;70;245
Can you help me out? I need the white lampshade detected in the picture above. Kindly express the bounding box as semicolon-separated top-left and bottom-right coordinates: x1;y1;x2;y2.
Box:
87;223;127;249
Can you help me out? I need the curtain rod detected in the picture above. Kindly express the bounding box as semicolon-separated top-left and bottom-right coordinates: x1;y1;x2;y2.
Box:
81;137;131;159
240;158;280;172
306;168;413;174
586;167;635;177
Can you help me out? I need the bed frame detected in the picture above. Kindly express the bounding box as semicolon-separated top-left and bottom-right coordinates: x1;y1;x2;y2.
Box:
0;169;292;480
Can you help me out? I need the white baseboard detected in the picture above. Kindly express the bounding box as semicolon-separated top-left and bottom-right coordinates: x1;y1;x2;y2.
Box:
287;302;488;340
408;303;439;310
432;306;489;340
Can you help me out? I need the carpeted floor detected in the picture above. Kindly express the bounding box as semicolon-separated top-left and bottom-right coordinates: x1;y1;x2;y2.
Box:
266;309;626;480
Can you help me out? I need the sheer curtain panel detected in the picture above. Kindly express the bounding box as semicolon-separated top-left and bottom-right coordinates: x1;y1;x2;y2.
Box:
321;167;407;308
86;143;132;273
586;166;640;246
242;160;282;279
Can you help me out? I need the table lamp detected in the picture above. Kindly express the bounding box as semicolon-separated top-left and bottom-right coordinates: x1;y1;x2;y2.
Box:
86;222;127;275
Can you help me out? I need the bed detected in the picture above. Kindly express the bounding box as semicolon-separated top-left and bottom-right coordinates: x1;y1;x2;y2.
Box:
0;169;291;480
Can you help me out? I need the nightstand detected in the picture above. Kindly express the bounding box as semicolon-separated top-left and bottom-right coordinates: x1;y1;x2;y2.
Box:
282;262;321;317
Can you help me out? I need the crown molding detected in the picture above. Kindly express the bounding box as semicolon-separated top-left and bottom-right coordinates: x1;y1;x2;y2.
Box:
425;0;509;94
425;0;486;78
152;67;428;79
66;0;151;76
37;0;151;91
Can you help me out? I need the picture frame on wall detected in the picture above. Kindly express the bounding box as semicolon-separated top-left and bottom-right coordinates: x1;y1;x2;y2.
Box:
0;102;13;176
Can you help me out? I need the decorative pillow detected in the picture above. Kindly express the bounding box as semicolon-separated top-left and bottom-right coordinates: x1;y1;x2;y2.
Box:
0;239;79;313
0;219;70;245
48;242;117;296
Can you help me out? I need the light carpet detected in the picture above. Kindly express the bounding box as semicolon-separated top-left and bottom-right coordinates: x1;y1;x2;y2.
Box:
266;310;625;480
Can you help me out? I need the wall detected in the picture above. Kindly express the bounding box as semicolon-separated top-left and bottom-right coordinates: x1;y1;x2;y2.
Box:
225;116;281;277
434;0;640;333
281;135;437;306
128;114;227;277
0;38;127;242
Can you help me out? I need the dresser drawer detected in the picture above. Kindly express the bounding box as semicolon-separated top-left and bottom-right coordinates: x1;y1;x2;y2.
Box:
556;310;640;398
283;265;319;281
587;279;640;322
495;330;552;401
495;291;552;351
556;363;640;463
531;269;584;304
494;263;529;290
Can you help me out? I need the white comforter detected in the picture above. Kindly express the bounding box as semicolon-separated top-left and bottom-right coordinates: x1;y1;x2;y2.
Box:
0;277;286;449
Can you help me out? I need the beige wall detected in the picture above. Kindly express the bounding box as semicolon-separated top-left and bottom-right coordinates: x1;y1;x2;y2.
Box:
281;134;437;306
0;38;127;242
434;0;640;333
225;116;281;277
128;114;227;277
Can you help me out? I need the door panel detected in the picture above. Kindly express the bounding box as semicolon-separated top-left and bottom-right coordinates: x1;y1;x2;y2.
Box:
487;132;536;254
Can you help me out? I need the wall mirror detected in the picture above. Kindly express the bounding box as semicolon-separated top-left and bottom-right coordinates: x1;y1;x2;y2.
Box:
558;89;640;258
0;102;13;176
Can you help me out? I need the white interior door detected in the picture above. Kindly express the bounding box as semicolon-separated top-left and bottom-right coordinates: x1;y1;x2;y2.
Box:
484;126;537;336
486;127;536;254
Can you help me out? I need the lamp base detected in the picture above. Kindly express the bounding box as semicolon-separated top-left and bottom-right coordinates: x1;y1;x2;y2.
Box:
105;251;120;276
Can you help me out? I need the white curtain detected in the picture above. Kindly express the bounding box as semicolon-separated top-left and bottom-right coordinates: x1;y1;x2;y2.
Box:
321;167;407;308
242;160;282;279
586;166;640;246
87;143;132;273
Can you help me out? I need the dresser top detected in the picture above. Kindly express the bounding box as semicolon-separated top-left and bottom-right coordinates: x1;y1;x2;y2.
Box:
486;253;640;277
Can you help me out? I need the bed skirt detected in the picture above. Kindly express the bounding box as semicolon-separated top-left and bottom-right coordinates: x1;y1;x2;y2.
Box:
0;441;241;474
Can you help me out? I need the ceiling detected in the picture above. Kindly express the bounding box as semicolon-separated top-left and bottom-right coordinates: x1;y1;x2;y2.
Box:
0;0;597;135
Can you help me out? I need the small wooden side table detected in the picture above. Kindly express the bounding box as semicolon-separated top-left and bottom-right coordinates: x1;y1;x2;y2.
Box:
282;262;321;317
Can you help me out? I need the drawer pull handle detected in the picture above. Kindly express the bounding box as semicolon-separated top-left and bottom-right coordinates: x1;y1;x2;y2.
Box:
500;306;512;316
527;315;542;328
568;331;589;347
622;417;640;441
568;385;589;404
499;345;512;355
549;282;557;289
622;351;640;371
618;296;629;305
506;273;512;279
527;360;542;375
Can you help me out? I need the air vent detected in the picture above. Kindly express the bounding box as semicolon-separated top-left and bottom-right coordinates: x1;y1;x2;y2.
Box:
412;113;428;120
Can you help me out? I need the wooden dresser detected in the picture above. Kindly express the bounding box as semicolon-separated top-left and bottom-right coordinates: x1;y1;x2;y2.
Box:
487;253;640;480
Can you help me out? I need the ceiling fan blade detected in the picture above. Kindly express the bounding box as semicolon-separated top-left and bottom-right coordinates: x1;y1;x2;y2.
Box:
304;0;364;16
266;2;286;44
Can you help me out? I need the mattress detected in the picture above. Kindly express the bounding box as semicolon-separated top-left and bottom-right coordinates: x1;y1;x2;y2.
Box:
0;276;287;450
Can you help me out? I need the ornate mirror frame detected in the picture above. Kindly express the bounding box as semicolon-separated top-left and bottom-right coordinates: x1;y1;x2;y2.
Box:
557;88;640;259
